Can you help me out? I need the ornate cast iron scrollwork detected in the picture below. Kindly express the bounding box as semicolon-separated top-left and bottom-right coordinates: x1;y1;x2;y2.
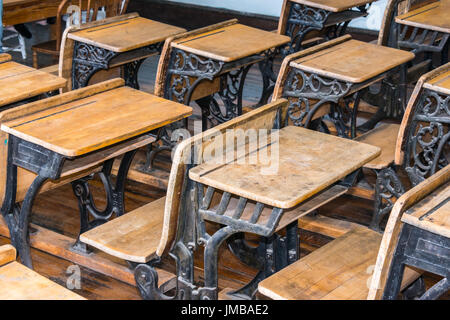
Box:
165;48;224;104
283;4;331;55
71;151;137;253
403;89;450;185
134;263;175;300
371;167;406;231
284;69;352;129
72;41;161;89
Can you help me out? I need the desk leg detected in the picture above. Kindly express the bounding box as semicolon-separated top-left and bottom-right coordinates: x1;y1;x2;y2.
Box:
283;68;352;133
16;175;48;268
123;59;146;90
201;226;241;300
71;150;138;254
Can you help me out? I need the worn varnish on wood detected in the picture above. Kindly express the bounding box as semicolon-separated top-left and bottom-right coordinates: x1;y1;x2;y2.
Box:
67;14;186;52
402;184;450;238
1;84;192;157
171;23;291;62
189;126;380;209
395;1;450;34
0;59;67;107
257;226;420;299
0;244;85;300
289;38;415;83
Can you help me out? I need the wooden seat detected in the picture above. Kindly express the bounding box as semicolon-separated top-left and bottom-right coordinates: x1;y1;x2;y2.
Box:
258;225;420;299
0;245;85;300
80;197;166;263
355;123;400;170
32;0;130;68
259;165;450;300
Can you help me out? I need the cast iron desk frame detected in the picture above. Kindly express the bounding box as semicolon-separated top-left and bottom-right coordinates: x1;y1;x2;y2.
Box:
282;0;375;55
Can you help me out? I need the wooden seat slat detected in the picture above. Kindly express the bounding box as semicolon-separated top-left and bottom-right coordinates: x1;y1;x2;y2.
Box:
355;123;400;170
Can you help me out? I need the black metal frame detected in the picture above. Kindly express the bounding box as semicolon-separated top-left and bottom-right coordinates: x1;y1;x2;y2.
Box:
370;88;449;231
0;135;140;268
383;224;449;300
282;65;407;138
71;41;163;90
282;3;369;55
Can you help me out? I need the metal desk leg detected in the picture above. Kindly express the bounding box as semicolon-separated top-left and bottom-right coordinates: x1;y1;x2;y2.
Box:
71;149;138;254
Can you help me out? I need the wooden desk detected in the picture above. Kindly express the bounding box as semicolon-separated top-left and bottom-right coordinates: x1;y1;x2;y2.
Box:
281;36;414;138
0;54;67;108
2;0;63;26
382;178;450;300
189;125;379;299
280;0;376;55
290;39;415;83
423;69;450;95
395;1;449;60
162;20;290;132
403;184;450;238
190;126;380;209
0;80;192;268
66;13;186;90
172;24;290;63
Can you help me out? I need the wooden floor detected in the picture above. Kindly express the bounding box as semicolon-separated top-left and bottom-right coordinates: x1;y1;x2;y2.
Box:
2;14;449;301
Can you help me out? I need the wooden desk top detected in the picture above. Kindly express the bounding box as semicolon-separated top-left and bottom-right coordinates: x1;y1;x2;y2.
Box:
290;0;376;12
3;0;63;26
402;184;450;238
68;16;186;52
395;1;450;34
1;86;192;157
171;24;291;62
290;39;415;83
189;126;380;209
423;69;450;95
0;60;67;107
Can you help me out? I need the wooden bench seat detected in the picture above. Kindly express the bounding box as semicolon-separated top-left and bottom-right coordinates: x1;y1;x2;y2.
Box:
258;225;420;300
355;123;400;170
80;197;166;263
0;245;85;300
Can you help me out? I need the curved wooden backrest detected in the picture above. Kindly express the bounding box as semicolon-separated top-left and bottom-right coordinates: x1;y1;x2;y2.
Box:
368;164;450;299
58;12;139;92
378;0;437;46
154;19;238;99
0;79;125;205
155;98;289;257
394;62;450;185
